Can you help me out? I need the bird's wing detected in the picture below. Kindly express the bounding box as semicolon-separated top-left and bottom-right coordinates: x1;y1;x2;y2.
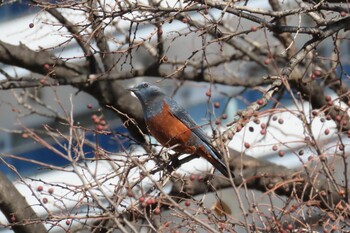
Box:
164;97;223;158
164;97;234;178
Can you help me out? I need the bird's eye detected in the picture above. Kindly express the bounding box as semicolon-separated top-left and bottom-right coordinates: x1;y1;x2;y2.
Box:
143;83;148;88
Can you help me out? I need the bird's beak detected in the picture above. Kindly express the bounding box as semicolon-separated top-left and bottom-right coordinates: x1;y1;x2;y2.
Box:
127;87;137;92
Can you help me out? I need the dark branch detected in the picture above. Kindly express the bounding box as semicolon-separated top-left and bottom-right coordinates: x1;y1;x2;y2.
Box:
0;171;46;233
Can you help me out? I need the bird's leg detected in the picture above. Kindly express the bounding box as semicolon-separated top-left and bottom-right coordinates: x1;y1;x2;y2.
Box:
176;154;200;166
151;153;200;175
167;154;200;173
151;144;200;175
165;152;181;174
150;145;177;175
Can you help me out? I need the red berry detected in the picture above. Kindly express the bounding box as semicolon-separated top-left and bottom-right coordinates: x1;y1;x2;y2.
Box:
43;63;50;71
190;174;196;181
339;144;344;151
341;11;347;17
127;190;134;197
164;221;170;227
42;197;48;204
251;26;257;31
325;96;331;101
313;70;322;76
264;58;271;65
29;23;34;28
260;123;266;129
214;102;220;108
139;196;145;203
87;103;93;109
66;220;71;225
10;215;16;223
92;115;100;124
324;129;330;135
319;154;326;161
185;200;191;206
257;99;264;105
338;189;345;196
153;208;161;215
278;150;285;157
147;198;156;205
37;186;43;192
96;124;104;131
272;145;278;151
260;129;266;135
182;17;188;23
244;142;250;149
278;118;284;124
48;188;54;194
39;79;46;85
221;114;227;119
205;90;211;97
335;115;342;122
91;114;98;120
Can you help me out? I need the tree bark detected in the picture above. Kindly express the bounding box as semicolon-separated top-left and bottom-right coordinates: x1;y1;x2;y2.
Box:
0;171;46;233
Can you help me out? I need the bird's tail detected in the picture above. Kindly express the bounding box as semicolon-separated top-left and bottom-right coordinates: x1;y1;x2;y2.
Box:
199;146;234;178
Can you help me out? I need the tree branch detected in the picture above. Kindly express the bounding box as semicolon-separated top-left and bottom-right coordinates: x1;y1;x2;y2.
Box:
170;149;345;211
0;171;46;233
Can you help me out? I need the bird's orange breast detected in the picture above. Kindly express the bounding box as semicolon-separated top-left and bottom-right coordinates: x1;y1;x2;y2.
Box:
146;102;196;153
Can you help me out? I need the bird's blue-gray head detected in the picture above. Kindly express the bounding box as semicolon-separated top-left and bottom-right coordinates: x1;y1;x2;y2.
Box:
129;82;165;116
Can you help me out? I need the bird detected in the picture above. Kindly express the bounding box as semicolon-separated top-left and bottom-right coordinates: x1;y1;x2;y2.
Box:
128;82;234;178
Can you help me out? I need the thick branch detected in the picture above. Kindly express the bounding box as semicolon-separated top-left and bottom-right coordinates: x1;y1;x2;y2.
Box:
0;41;84;79
0;40;147;141
0;171;46;233
170;149;345;210
44;7;101;73
269;0;296;57
89;0;114;72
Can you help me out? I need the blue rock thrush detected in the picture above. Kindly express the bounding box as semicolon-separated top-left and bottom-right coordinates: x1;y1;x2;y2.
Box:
129;82;234;178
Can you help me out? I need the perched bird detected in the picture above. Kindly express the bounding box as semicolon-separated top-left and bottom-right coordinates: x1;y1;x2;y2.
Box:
129;82;234;178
